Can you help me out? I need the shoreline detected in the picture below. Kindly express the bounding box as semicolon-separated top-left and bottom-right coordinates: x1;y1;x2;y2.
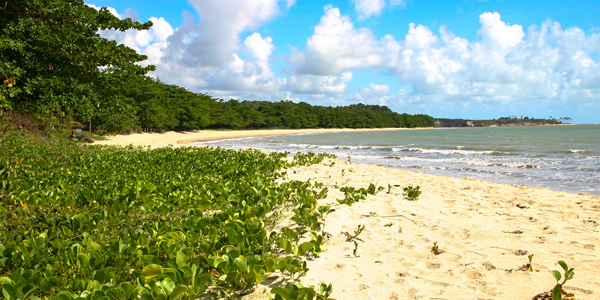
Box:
94;129;600;299
266;158;599;299
94;127;435;148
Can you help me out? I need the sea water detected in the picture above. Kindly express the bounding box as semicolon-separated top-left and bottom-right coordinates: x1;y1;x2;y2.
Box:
193;125;600;196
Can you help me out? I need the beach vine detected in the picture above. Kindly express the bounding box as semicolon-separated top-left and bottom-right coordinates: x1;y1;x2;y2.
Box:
0;132;335;299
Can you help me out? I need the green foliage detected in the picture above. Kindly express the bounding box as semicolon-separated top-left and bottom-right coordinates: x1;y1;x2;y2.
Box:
336;186;366;206
0;131;333;299
403;185;422;201
271;282;334;300
431;242;442;255
293;152;336;166
1;0;155;129
1;1;434;134
383;222;394;227
366;183;385;195
549;261;575;300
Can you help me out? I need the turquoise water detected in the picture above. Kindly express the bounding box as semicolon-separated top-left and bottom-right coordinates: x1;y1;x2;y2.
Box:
195;125;600;196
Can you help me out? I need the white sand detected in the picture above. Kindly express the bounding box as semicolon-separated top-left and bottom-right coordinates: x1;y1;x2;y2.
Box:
96;130;600;299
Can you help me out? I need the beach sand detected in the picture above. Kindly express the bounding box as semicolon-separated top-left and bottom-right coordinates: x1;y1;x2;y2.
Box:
93;128;424;148
96;130;600;299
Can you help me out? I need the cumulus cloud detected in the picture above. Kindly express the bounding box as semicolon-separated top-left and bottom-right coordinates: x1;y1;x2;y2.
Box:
388;14;600;105
290;6;386;75
89;2;600;112
287;72;353;97
291;8;599;106
162;0;284;68
202;33;283;93
349;83;390;101
352;0;405;19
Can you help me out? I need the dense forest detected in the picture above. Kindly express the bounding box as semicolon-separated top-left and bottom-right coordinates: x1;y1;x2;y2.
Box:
124;77;434;134
0;0;433;134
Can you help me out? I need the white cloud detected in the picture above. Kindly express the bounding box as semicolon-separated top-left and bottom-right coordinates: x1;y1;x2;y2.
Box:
478;12;524;51
349;83;390;101
290;6;385;75
353;0;386;19
167;0;284;68
287;72;353;96
352;0;405;19
90;2;600;112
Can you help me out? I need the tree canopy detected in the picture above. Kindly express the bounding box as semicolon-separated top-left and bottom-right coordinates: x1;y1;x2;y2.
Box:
1;0;434;133
122;77;435;133
0;0;155;122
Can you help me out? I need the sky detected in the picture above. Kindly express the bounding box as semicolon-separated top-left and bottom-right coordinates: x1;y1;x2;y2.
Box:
85;0;600;124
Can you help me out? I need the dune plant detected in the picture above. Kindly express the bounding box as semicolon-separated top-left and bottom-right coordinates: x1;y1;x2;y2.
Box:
403;185;422;200
271;282;334;300
366;183;385;195
549;261;575;300
520;254;534;272
0;132;334;299
431;241;442;255
336;186;367;206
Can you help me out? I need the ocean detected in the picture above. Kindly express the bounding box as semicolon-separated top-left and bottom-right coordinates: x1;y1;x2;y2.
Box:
193;125;600;196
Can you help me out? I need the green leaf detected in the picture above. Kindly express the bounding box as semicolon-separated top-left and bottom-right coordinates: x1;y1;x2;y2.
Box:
298;242;315;256
233;258;248;273
552;284;562;300
253;270;268;283
176;251;188;269
77;253;89;267
271;286;291;300
566;269;575;280
141;264;164;279
159;279;175;295
2;282;17;300
169;285;188;300
279;239;292;255
557;261;568;272
57;291;74;300
549;270;561;282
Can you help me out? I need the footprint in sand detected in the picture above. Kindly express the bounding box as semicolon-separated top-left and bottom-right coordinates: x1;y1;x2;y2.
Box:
459;267;483;280
427;262;441;269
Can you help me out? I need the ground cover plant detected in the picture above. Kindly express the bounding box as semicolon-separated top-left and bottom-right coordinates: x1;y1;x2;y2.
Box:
403;185;422;201
0;131;334;299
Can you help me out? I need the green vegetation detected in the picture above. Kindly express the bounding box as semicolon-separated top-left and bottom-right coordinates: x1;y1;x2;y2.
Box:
1;0;433;134
127;79;435;133
271;282;333;300
549;261;575;300
403;186;422;201
336;183;383;206
1;0;155;131
431;242;442;255
435;116;567;128
0;130;336;299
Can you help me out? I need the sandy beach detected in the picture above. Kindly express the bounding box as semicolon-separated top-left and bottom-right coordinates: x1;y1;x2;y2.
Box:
93;128;429;148
96;130;600;299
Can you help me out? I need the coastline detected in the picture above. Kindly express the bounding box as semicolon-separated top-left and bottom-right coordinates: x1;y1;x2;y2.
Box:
95;129;600;299
268;158;599;299
93;127;434;148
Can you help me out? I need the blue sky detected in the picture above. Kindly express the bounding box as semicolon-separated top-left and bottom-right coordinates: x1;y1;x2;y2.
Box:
86;0;600;124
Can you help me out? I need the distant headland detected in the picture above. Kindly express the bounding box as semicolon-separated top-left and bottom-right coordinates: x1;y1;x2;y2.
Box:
435;116;571;127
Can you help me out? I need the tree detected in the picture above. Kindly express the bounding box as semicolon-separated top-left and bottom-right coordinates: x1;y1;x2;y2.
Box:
0;0;155;128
